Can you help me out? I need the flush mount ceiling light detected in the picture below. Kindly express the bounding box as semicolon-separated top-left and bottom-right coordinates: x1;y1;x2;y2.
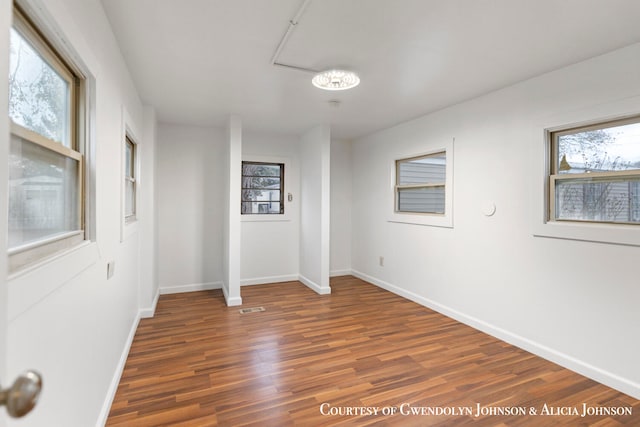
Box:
312;69;360;91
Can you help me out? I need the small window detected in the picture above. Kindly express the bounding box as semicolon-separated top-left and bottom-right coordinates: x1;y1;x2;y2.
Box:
549;117;640;224
241;161;284;215
124;136;136;222
395;152;446;214
8;7;84;271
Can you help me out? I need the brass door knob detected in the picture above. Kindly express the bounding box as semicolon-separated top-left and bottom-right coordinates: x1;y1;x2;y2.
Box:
0;370;42;418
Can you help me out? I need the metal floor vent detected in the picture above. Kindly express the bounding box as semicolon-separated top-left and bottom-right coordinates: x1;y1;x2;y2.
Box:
239;307;266;314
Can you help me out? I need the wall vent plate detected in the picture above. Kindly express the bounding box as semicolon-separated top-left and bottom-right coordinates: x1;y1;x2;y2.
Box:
239;307;265;314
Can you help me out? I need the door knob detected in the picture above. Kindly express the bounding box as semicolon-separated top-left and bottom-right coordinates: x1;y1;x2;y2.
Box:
0;370;42;418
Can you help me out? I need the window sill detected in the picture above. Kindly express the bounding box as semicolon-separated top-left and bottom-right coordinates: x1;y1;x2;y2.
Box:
388;211;453;228
532;220;640;247
8;241;99;321
241;214;292;223
121;217;139;241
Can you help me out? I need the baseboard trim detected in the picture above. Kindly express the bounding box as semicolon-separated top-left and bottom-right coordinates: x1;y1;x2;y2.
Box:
139;288;160;319
96;312;141;426
299;274;331;295
330;269;352;277
241;274;299;286
222;283;242;306
159;281;222;295
350;269;640;400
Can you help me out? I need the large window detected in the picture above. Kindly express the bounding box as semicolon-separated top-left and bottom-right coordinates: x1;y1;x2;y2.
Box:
395;151;446;214
241;161;284;215
8;7;83;270
549;117;640;225
124;135;136;222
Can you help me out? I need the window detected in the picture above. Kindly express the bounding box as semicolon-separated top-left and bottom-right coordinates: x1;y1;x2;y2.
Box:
124;135;136;222
241;161;284;215
8;7;83;270
549;117;640;225
395;151;446;214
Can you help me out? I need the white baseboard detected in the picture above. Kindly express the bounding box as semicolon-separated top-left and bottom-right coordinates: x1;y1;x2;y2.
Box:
241;274;299;286
159;281;222;295
96;312;141;426
299;274;331;295
221;283;242;306
139;288;160;319
330;269;352;277
351;269;640;400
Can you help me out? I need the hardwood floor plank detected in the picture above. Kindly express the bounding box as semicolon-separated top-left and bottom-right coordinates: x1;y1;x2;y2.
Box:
107;276;639;426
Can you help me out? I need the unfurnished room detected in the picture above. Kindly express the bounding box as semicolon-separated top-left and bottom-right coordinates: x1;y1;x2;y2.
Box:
1;0;639;426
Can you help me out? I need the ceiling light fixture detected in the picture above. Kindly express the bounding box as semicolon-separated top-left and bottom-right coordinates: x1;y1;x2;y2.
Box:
312;69;360;91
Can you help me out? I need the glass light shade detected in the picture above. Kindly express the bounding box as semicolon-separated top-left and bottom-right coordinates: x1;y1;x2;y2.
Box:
312;69;360;91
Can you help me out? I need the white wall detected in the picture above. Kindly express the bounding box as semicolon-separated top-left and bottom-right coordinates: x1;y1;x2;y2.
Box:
330;140;352;276
351;43;640;399
2;0;157;426
299;125;331;294
241;132;300;285
157;124;225;294
139;107;158;315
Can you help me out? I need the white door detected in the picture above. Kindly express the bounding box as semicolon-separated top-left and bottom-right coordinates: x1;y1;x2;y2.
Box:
0;273;7;427
1;0;10;422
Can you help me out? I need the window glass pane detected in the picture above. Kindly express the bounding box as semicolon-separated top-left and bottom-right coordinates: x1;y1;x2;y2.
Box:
242;163;281;177
125;180;135;217
242;176;281;190
555;177;640;223
9;134;80;248
242;189;281;203
9;28;70;147
557;121;640;174
125;140;133;178
241;202;282;214
398;186;445;214
398;153;446;185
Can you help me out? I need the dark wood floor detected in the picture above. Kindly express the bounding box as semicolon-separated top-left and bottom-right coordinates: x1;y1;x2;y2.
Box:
107;276;639;426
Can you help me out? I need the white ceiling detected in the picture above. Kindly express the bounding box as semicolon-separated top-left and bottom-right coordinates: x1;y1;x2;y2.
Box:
101;0;640;140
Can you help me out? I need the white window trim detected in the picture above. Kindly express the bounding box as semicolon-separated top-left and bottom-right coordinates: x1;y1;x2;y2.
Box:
388;139;454;228
121;107;140;241
8;4;91;273
8;0;99;312
531;95;640;247
241;155;293;222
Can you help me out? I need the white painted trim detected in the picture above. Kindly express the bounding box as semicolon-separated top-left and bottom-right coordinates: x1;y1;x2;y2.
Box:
299;274;331;295
531;95;640;247
139;288;160;319
159;281;222;295
351;269;640;400
387;138;455;228
241;274;299;286
120;106;141;242
330;269;352;277
96;312;141;427
222;284;242;306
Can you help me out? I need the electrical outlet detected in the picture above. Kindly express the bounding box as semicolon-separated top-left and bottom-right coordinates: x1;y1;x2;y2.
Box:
379;256;384;267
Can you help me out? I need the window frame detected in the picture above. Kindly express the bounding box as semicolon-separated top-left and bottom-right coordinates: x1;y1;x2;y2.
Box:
395;151;447;215
388;140;454;228
532;96;640;247
241;160;285;216
548;116;640;225
7;6;85;272
124;134;137;223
